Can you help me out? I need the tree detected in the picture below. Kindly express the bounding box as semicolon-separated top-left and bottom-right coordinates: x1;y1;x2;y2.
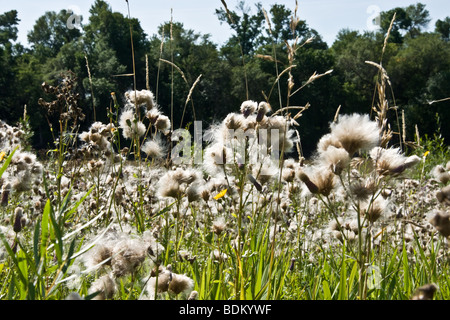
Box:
84;0;150;91
0;10;19;44
331;30;391;114
27;10;82;60
435;17;450;41
216;0;265;57
259;4;310;45
149;22;234;127
0;10;21;122
380;3;430;43
387;33;450;142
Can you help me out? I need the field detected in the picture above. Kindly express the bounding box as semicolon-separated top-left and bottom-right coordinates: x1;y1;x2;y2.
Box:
0;1;450;301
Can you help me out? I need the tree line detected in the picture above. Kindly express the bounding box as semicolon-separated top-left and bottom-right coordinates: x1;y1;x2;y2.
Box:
0;0;449;156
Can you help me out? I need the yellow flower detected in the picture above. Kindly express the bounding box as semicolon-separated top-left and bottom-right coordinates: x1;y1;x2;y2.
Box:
0;151;6;161
213;189;227;200
423;151;430;158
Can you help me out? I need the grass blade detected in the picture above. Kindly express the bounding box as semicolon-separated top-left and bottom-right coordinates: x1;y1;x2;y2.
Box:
0;146;18;179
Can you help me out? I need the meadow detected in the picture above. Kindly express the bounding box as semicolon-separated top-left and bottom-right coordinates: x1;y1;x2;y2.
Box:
0;2;449;301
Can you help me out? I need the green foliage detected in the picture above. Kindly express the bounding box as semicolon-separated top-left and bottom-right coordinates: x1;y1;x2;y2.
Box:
27;10;81;59
380;2;431;42
0;1;450;301
435;17;450;41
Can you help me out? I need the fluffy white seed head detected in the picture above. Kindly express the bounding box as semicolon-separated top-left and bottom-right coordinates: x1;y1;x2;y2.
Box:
329;114;380;155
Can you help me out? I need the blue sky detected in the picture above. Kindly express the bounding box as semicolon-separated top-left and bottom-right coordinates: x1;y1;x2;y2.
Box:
2;0;449;47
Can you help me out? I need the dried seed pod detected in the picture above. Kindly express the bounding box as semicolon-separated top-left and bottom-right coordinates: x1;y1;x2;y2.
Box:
411;284;438;300
13;207;23;233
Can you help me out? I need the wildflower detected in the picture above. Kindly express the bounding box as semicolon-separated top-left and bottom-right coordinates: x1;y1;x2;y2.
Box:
370;147;420;176
429;210;450;237
142;230;164;257
259;115;295;153
111;239;148;277
349;177;377;200
186;183;201;203
212;249;228;262
203;143;228;175
89;243;113;268
178;250;195;262
0;151;5;161
298;171;319;194
360;197;389;223
411;284;438;300
201;189;210;201
436;185;450;205
79;122;114;152
240;100;258;117
157;168;199;199
317;133;343;154
145;106;161;123
212;217;227;235
89;274;117;300
282;159;297;183
213;189;227;200
125;89;155;110
329;114;380;156
299;167;336;197
169;273;194;295
432;165;450;184
141;138;165;159
318;146;350;175
154;114;171;134
188;291;198;300
146;268;172;297
256;101;271;122
119;109;146;140
157;175;181;199
223;113;246;131
175;168;200;185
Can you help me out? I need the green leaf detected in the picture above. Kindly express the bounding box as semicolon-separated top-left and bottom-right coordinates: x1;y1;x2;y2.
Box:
153;201;176;219
0;146;18;179
0;232;27;286
33;219;41;270
59;187;73;220
323;280;332;300
338;247;348;300
63;186;94;222
49;208;63;263
62;238;77;274
348;260;358;298
40;200;51;259
402;243;411;295
17;249;28;299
